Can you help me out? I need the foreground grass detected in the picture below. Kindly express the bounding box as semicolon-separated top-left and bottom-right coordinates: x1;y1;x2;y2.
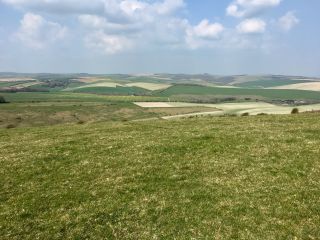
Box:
1;114;320;239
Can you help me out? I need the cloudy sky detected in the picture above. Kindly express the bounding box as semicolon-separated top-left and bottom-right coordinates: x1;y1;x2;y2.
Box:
0;0;319;75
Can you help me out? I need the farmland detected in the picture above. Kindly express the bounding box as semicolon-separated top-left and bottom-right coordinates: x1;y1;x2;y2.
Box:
1;73;320;128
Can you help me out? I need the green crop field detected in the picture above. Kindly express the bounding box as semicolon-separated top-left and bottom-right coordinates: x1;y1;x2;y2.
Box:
73;86;150;95
0;81;31;88
1;113;320;239
158;85;320;100
234;79;310;88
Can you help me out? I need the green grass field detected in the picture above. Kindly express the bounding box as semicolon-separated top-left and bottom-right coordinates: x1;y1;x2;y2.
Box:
233;79;310;88
1;113;320;239
158;85;320;100
73;86;149;95
0;81;31;88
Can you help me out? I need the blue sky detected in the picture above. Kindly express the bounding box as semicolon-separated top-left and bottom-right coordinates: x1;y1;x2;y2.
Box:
0;0;319;76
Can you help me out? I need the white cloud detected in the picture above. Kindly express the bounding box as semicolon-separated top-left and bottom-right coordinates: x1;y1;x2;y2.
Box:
190;20;224;39
4;0;276;54
15;12;67;49
237;18;266;34
186;20;224;49
84;31;132;54
278;11;299;31
79;15;108;29
78;14;143;34
1;0;185;18
227;0;282;18
155;0;185;15
1;0;104;14
76;0;187;53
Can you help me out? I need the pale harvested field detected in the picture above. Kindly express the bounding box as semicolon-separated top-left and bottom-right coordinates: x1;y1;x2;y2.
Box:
135;102;320;118
126;82;171;91
270;82;320;91
134;102;175;108
67;82;124;91
148;107;219;116
162;111;223;119
150;76;172;80
169;102;274;109
229;75;263;85
214;102;275;110
239;104;320;116
292;78;320;81
298;103;320;112
13;81;41;89
75;77;113;83
134;102;273;109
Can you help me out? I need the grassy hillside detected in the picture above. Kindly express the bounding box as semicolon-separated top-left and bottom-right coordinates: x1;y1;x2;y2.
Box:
1;114;320;239
0;92;167;103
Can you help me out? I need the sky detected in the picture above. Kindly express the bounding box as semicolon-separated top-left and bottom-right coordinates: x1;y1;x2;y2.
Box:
0;0;319;76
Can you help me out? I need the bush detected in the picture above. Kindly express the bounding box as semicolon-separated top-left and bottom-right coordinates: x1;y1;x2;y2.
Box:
222;114;237;117
291;108;299;114
241;112;250;117
6;124;17;129
77;120;85;125
0;96;7;103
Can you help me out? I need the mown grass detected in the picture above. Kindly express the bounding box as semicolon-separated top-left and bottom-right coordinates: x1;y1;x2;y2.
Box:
1;114;320;239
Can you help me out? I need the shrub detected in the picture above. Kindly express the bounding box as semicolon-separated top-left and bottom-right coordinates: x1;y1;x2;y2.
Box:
291;108;299;114
77;120;85;125
241;112;250;117
221;114;237;117
6;124;17;129
0;96;7;103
